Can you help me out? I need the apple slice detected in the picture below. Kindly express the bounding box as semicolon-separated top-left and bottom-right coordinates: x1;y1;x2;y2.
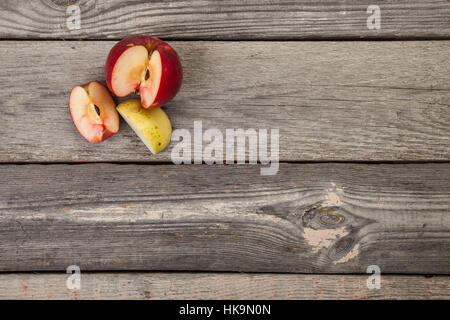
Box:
69;81;119;143
105;36;182;109
117;99;172;154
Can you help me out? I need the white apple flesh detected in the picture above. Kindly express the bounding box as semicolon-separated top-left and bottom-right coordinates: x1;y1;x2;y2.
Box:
69;81;119;143
105;36;182;109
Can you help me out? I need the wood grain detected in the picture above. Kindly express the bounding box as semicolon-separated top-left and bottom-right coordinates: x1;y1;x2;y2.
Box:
1;272;448;300
0;0;449;40
0;163;449;273
0;41;449;162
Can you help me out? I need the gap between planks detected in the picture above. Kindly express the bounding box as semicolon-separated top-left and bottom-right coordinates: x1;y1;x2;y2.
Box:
3;38;450;42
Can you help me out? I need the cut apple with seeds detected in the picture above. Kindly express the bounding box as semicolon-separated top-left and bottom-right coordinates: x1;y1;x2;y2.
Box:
105;36;182;109
117;99;172;154
69;81;119;143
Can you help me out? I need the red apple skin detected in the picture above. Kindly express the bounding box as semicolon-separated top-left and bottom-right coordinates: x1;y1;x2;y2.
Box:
69;82;119;144
105;36;183;108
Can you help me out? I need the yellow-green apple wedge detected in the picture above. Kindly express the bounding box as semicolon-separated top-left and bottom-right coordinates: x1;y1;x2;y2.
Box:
69;81;119;143
105;36;183;109
117;99;172;154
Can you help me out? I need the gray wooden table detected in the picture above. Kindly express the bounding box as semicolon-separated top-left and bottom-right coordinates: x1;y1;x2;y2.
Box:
0;0;449;299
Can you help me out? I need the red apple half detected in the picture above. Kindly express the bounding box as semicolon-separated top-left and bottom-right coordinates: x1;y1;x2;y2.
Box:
69;81;119;143
105;36;183;109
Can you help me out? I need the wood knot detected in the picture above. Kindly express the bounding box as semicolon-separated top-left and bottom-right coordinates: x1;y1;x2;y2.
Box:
302;204;345;229
45;0;80;10
333;236;354;254
328;235;361;264
318;208;345;226
50;0;79;6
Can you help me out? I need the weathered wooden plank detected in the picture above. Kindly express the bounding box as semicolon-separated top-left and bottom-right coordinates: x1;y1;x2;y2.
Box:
0;163;449;273
0;1;449;40
1;272;448;300
0;41;449;162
